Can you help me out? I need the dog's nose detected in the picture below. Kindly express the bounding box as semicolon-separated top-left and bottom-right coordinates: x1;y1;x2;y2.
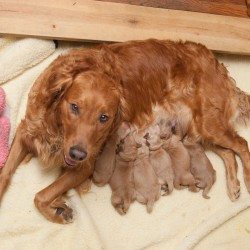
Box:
69;146;88;161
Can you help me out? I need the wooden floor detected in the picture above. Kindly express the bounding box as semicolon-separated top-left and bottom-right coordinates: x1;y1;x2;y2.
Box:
97;0;249;18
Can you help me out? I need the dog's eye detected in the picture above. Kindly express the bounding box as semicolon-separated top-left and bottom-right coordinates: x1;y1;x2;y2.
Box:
70;103;79;114
99;114;109;123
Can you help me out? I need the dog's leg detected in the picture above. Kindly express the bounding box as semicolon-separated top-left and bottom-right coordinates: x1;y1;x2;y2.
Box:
211;146;240;201
34;159;94;224
0;130;28;202
206;131;250;193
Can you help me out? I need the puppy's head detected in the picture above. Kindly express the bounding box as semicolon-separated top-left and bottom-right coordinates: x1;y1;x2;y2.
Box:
58;71;120;167
158;119;175;139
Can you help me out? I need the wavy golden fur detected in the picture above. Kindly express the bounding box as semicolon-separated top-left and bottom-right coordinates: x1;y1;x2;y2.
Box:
1;39;250;223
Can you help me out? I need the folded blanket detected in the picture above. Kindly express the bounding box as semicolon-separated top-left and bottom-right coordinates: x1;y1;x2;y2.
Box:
0;36;18;49
0;37;55;84
0;38;250;250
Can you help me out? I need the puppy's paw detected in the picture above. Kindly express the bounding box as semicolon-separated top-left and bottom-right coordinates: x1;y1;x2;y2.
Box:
111;194;131;215
161;184;169;196
115;203;127;215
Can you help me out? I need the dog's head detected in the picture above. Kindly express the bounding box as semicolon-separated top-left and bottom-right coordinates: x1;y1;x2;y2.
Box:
57;71;120;167
29;46;123;168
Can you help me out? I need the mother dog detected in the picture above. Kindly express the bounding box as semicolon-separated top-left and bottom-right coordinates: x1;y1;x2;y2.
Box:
0;39;250;223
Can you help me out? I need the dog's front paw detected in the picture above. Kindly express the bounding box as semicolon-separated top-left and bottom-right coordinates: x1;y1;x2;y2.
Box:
34;194;73;224
55;203;73;223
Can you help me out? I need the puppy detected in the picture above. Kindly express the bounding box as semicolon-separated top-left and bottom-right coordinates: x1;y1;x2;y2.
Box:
133;129;161;213
184;139;216;198
145;124;174;195
109;123;137;215
159;119;196;191
93;134;118;186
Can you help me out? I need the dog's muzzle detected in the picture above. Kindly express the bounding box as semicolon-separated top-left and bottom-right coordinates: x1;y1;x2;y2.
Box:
64;145;88;167
69;145;88;161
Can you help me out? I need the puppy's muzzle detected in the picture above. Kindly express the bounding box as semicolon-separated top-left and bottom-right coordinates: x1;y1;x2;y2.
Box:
69;145;88;161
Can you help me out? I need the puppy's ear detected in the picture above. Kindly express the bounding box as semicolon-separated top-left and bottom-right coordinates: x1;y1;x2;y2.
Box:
144;132;150;139
116;143;123;154
170;119;177;134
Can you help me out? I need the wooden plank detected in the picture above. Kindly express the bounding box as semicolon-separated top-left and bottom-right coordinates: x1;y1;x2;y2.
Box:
97;0;249;18
247;0;250;16
1;0;250;54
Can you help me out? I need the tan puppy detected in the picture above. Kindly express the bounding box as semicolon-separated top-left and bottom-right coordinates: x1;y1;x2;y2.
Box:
93;134;118;186
133;130;161;213
109;123;137;215
184;140;216;198
159;119;196;191
145;124;174;195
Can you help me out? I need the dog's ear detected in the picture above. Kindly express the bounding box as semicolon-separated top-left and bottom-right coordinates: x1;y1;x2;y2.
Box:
29;65;75;111
97;45;118;78
46;73;74;108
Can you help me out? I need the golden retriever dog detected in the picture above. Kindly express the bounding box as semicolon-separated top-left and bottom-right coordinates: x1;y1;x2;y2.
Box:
1;38;250;223
184;140;216;199
109;123;137;215
133;130;161;213
145;124;174;195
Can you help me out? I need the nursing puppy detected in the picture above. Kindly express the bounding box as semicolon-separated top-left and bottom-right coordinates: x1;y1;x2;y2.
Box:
133;130;161;213
184;140;216;199
145;124;174;195
93;134;118;186
159;119;196;191
109;123;137;215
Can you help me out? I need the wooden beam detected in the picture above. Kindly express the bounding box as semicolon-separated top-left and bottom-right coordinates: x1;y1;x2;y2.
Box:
1;0;250;54
247;0;250;16
98;0;249;18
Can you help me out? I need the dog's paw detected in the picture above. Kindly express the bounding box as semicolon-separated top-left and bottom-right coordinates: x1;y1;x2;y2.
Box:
115;203;127;215
161;184;169;196
227;179;240;202
111;194;131;215
113;200;127;215
55;204;73;223
34;194;74;224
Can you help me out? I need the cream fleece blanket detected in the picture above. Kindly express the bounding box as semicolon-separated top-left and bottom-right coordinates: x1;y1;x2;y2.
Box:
0;38;250;250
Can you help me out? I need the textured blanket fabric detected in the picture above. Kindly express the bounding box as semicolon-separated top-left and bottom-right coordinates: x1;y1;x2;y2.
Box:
0;37;55;84
0;38;250;250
